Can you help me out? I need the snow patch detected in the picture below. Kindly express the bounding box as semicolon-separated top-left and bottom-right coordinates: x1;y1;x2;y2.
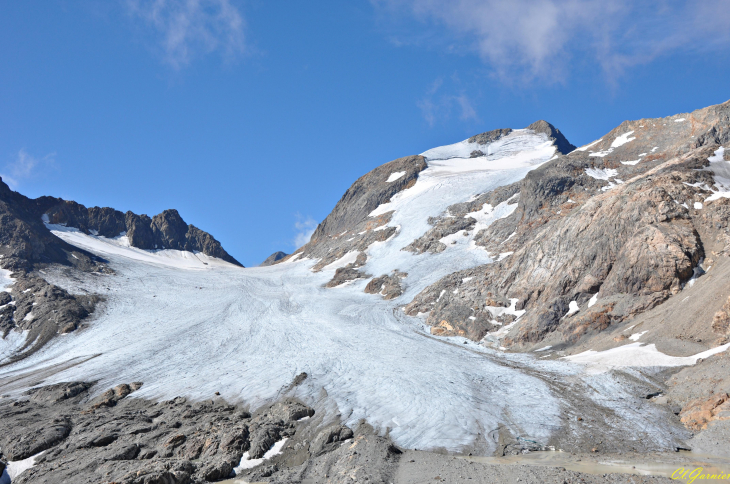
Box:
588;293;598;307
585;168;618;181
6;451;44;480
47;224;237;270
322;251;359;271
564;342;730;374
611;131;635;148
575;139;602;152
629;331;647;341
704;147;730;202
386;171;406;183
234;439;288;472
565;301;579;317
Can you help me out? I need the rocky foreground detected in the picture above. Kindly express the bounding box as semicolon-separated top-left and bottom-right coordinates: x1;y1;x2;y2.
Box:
0;379;697;484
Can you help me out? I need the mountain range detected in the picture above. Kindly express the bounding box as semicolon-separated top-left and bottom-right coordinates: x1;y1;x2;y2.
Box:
1;100;729;483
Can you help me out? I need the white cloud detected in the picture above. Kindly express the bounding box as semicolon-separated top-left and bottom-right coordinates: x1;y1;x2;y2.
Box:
417;76;479;126
293;214;318;248
126;0;245;68
0;149;56;189
372;0;730;83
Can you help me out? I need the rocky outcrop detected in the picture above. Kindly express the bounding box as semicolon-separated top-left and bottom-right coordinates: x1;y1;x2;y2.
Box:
1;276;100;365
526;120;576;155
261;251;288;266
406;100;730;346
310;155;427;241
404;183;520;255
712;295;730;338
467;128;513;145
0;179;104;273
364;270;407;299
283;155;426;275
680;393;730;430
324;253;370;288
0;382;321;484
45;203;242;266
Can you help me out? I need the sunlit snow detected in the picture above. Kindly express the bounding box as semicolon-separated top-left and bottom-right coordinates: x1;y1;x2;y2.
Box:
386;171;406;183
564;342;730;374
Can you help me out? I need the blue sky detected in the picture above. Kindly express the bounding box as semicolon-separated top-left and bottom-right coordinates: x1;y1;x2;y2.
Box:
1;0;729;266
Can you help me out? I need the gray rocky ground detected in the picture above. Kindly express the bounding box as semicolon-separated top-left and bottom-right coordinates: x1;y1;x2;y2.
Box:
2;379;719;484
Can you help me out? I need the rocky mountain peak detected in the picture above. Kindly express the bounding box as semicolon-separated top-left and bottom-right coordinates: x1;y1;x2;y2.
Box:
525;119;576;154
261;251;288;266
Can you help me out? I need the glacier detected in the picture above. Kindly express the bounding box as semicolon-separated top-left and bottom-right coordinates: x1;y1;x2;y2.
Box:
0;129;688;453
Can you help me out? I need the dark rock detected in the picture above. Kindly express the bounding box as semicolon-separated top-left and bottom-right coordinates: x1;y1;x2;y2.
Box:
88;383;140;409
0;417;70;460
248;426;281;459
525;120;576;155
2;276;100;364
364;271;407;299
0;178;104;272
125;211;156;250
467;128;513;145
261;251;288;266
26;381;93;404
269;400;315;422
310;425;354;455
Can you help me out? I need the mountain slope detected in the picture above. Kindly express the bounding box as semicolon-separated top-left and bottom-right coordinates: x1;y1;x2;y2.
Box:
1;103;730;482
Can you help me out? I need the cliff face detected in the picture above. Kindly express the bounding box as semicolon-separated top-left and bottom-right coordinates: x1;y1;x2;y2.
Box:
44;203;242;266
405;100;730;349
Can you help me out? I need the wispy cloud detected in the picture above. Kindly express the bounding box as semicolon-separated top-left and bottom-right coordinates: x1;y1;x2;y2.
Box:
293;214;318;248
372;0;730;84
417;76;479;127
0;149;56;189
125;0;245;68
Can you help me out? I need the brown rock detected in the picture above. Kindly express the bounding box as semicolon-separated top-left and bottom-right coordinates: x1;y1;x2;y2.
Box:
680;393;730;430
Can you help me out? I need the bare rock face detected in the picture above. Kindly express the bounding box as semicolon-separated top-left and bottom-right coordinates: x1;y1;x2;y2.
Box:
406;100;730;347
526;120;576;155
282;155;427;279
46;203;243;267
261;251;288;266
0;179;104;273
0;381;322;484
324;253;370;288
1;276;100;364
680;393;730;430
467;128;513;145
364;271;407;299
309;425;354;456
712;295;730;337
310;155;427;241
